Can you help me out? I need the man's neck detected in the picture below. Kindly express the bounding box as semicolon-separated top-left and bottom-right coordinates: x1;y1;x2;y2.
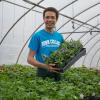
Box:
45;28;54;33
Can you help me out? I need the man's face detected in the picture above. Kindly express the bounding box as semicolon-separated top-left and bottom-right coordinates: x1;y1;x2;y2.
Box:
43;11;57;30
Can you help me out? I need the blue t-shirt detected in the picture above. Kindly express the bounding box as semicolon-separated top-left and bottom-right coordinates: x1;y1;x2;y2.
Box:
28;29;64;78
28;29;64;63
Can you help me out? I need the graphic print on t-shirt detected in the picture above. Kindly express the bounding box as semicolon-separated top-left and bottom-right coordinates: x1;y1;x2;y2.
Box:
41;39;60;48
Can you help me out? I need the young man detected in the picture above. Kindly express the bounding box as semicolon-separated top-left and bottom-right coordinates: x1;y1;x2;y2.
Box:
27;7;64;79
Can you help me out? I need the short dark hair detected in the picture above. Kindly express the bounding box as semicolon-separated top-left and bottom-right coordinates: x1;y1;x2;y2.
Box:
43;7;59;20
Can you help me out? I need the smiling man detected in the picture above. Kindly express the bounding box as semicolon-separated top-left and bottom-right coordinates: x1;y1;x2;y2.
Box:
27;7;64;79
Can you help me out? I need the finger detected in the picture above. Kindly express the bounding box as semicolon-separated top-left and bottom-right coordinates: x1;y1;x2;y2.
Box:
51;68;60;73
49;64;56;66
52;67;60;71
50;70;60;73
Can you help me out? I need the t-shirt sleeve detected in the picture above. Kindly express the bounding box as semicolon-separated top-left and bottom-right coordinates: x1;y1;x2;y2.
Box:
28;34;39;52
61;33;64;42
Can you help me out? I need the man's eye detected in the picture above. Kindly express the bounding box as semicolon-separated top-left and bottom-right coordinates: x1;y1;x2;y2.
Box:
45;16;55;19
45;16;49;19
51;16;55;19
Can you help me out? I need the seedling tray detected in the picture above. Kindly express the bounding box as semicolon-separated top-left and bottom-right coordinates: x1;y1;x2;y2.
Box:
82;96;100;100
59;48;86;73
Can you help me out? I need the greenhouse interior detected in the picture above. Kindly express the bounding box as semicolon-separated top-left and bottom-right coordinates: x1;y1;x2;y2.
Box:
0;0;100;100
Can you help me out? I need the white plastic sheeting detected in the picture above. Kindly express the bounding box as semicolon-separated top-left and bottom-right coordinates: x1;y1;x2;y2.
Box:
0;0;100;67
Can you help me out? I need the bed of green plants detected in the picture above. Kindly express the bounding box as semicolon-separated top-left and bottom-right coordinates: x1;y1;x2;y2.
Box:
0;64;100;100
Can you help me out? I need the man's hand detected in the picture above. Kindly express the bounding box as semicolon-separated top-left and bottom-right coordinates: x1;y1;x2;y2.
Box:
48;64;60;73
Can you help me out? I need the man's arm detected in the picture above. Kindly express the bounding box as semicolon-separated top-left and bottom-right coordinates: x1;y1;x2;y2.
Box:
27;49;60;73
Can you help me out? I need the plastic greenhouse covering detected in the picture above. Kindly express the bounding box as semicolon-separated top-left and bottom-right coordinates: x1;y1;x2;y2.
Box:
0;0;100;68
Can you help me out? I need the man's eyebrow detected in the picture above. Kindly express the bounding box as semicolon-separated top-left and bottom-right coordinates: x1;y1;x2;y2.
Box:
45;15;55;17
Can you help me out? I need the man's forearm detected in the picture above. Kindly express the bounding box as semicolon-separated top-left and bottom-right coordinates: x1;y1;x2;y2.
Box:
27;57;49;70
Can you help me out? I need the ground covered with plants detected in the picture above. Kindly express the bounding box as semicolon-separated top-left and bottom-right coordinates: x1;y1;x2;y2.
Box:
0;64;100;100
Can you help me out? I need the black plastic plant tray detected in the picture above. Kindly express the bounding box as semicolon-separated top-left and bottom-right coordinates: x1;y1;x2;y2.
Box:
82;96;100;100
59;48;86;73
